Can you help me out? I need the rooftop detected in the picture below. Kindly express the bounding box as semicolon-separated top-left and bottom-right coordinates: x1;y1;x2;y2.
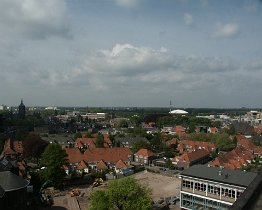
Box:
181;165;257;188
0;171;29;197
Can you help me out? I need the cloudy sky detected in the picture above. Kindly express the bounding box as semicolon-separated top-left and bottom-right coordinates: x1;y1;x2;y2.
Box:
1;0;262;108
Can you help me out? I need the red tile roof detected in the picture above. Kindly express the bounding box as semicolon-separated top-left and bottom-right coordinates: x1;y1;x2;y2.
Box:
84;147;133;163
96;160;108;169
4;139;23;156
115;159;127;169
173;149;209;164
210;145;255;169
165;138;178;147
178;140;216;153
65;148;83;163
135;149;155;157
77;160;88;170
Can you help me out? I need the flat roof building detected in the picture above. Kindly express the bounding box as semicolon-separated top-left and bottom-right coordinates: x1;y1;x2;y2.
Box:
179;165;257;210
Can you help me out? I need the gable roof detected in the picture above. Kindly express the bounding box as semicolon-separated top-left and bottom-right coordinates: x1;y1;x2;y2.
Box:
4;139;23;156
65;148;83;163
115;159;127;169
77;160;88;170
96;160;108;169
135;149;155;157
179;140;216;152
174;149;209;163
84;147;133;163
165;138;178;147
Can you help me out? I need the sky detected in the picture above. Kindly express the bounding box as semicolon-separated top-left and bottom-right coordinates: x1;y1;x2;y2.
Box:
0;0;262;108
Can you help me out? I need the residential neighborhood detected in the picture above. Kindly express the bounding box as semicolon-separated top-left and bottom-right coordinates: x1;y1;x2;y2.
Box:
1;99;262;209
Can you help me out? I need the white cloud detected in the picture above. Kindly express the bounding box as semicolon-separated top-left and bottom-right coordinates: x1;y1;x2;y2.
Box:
59;44;239;94
212;23;240;38
0;0;70;39
184;13;194;26
113;0;142;9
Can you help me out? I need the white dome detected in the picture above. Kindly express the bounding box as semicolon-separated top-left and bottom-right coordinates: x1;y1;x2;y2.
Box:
169;109;188;115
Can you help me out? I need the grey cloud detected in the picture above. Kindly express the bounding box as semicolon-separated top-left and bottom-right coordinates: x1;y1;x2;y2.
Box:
246;58;262;71
0;0;70;39
64;44;241;93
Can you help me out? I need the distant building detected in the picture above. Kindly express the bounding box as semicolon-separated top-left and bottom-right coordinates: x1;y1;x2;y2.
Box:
180;165;257;210
169;109;188;115
18;99;26;119
0;105;8;111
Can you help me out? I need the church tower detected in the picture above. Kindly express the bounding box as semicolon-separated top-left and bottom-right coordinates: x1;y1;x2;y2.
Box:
18;99;26;119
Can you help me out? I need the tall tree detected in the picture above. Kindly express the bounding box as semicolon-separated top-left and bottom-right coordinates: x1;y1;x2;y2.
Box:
23;132;49;162
41;144;68;186
96;133;104;148
89;177;152;210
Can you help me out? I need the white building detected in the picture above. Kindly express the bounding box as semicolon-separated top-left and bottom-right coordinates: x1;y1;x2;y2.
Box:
179;165;257;210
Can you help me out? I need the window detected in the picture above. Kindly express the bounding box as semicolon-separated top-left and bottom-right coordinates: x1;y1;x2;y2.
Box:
195;182;206;191
214;186;220;196
182;180;193;189
208;184;214;194
222;188;234;198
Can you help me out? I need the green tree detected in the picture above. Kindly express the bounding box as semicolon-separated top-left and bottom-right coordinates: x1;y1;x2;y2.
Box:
23;132;49;163
74;132;82;140
132;139;150;153
96;133;104;148
117;119;129;128
89;190;109;210
89;177;152;210
41;144;68;186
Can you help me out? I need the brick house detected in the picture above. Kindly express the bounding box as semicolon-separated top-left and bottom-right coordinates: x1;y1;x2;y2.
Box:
134;149;156;165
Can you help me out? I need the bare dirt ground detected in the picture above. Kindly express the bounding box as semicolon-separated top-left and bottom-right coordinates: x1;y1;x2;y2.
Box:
40;171;181;210
133;171;181;201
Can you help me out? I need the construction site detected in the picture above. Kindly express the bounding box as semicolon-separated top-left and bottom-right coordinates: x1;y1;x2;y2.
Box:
39;172;181;210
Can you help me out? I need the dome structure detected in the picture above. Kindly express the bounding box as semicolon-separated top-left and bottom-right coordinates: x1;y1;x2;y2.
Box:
169;109;188;115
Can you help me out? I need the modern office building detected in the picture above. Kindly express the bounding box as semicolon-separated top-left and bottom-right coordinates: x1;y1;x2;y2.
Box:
180;165;257;210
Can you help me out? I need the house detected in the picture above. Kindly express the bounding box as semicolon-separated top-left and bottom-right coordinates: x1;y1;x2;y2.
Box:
180;165;257;210
178;140;216;153
165;138;178;148
65;147;133;173
172;149;210;169
75;134;112;150
96;160;108;171
210;146;254;170
115;136;148;148
208;127;218;133
4;139;23;159
76;160;89;174
115;159;128;174
134;149;155;165
0;171;29;210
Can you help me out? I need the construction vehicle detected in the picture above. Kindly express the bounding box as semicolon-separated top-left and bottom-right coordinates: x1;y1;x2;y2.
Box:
92;178;103;188
69;188;80;197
